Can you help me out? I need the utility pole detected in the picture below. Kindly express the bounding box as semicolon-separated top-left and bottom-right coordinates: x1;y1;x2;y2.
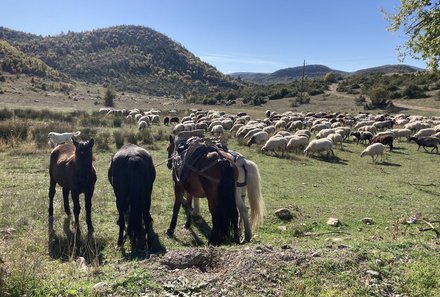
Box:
300;60;306;100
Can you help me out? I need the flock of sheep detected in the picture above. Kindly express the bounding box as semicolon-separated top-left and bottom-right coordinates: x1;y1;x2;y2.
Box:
100;107;440;163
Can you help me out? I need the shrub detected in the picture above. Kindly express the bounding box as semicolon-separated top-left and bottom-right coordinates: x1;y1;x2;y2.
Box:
354;95;366;106
31;122;75;148
80;127;97;141
113;118;122;128
126;132;138;145
104;87;116;107
0;108;13;121
402;84;426;99
0;120;28;142
137;129;153;144
113;130;124;149
95;132;111;151
368;86;389;107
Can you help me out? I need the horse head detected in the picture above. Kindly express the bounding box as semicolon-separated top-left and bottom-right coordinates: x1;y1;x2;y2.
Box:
73;138;95;168
167;135;175;170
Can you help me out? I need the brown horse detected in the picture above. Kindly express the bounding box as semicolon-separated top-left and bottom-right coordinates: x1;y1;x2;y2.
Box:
48;138;97;231
166;135;239;245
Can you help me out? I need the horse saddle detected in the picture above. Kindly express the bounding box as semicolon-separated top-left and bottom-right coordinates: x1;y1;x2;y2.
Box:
174;137;223;183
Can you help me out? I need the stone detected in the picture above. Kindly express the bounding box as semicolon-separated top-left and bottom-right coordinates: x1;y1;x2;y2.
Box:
75;257;87;270
274;208;293;220
365;269;381;278
362;217;374;225
326;217;340;226
92;282;107;291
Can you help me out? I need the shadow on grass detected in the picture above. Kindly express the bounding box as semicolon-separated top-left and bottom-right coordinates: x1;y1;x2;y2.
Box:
48;216;105;265
169;215;212;247
312;155;349;165
380;161;402;167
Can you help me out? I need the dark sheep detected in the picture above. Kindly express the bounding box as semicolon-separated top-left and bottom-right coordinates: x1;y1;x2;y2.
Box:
163;116;170;126
409;136;439;153
350;131;373;144
372;135;394;151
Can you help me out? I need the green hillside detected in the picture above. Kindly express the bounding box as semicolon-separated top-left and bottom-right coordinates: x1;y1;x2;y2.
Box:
0;25;238;97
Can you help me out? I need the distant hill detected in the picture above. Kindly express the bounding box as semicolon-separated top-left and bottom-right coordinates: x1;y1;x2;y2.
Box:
0;26;238;97
352;64;424;75
230;64;425;84
230;65;347;84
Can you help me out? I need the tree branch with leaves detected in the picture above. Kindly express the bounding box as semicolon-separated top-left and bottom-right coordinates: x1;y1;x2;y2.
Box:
384;0;440;70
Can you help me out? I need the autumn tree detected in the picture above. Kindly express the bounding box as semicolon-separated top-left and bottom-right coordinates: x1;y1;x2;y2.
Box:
384;1;440;70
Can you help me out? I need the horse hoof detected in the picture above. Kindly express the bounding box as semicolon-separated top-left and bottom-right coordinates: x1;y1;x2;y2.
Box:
165;229;174;237
184;222;191;229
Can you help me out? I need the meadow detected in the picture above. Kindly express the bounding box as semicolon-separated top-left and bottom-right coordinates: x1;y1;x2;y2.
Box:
0;106;439;297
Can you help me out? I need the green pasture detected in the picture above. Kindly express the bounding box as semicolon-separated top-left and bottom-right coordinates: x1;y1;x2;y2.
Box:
0;111;439;296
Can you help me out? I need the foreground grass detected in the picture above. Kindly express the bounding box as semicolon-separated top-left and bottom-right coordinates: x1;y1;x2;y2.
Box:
0;128;439;296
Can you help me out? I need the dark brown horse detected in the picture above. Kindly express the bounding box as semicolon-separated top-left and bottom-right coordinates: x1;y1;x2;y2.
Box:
48;138;97;231
166;135;239;245
108;144;156;251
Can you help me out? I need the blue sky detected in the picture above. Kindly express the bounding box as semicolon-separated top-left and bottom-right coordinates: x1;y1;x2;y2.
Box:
2;0;426;73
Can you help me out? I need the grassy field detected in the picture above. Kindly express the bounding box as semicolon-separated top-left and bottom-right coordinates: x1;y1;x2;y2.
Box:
0;102;440;296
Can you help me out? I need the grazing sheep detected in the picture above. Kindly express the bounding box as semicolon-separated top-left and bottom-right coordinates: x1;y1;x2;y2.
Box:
163;116;170;125
311;123;331;134
263;125;276;135
211;124;224;137
48;131;81;147
358;125;377;135
316;128;335;139
138;121;148;130
372;135;394;151
392;128;412;141
261;137;288;156
335;127;351;140
172;123;185;134
247;131;269;147
409;136;439;153
360;143;385;162
413;128;435;138
304;139;335;158
350;131;373;144
432;132;440;140
286;136;309;153
327;133;343;149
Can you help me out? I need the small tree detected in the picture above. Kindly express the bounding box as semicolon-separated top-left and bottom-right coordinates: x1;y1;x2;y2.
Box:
104;87;116;107
324;71;337;83
368;86;389;108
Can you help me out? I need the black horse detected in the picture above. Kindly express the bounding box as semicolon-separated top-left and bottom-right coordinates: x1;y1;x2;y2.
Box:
108;144;156;251
48;138;96;231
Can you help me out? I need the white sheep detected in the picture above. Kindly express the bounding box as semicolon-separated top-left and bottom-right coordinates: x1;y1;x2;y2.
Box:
316;128;335;139
138;121;148;130
248;131;269;146
261;137;288;155
413;128;435;138
172;123;185;134
286;136;309;153
360;143;385;163
304;139;334;158
211;124;224;137
392;128;412;141
327;133;343;149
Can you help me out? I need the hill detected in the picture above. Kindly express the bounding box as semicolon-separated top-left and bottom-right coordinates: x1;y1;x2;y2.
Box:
0;26;238;97
353;64;424;75
230;65;347;84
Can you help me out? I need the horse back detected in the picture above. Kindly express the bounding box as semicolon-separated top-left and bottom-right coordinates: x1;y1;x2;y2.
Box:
49;144;76;185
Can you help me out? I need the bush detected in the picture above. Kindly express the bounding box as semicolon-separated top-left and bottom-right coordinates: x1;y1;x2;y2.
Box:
80;127;97;141
402;84;426;99
126;132;138;145
368;86;389;107
354;95;366;106
0;120;28;143
113;118;122;128
31;122;75;148
104;87;116;107
137;129;153;145
0;108;13;121
113;130;124;149
95;131;111;151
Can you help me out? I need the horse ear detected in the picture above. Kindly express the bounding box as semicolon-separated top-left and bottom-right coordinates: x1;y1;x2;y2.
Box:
88;138;95;148
73;138;79;148
169;135;174;142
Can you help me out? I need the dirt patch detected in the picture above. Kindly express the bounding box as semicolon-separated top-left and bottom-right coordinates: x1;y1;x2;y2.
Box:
144;245;311;296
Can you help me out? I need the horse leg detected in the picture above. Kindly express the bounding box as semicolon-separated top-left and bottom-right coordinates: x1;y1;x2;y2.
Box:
62;187;71;216
72;191;81;231
48;177;56;220
236;187;251;242
85;188;94;231
183;195;193;229
192;197;201;216
166;183;184;237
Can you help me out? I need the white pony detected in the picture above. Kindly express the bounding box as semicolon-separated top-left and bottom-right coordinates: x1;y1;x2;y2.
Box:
48;131;81;147
192;152;265;242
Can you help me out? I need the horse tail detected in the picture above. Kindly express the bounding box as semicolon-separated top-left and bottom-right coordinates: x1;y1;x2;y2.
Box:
214;160;238;244
244;159;265;231
73;131;81;137
127;158;146;248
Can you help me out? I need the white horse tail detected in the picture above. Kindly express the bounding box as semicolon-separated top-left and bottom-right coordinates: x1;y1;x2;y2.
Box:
244;159;265;230
73;131;81;137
